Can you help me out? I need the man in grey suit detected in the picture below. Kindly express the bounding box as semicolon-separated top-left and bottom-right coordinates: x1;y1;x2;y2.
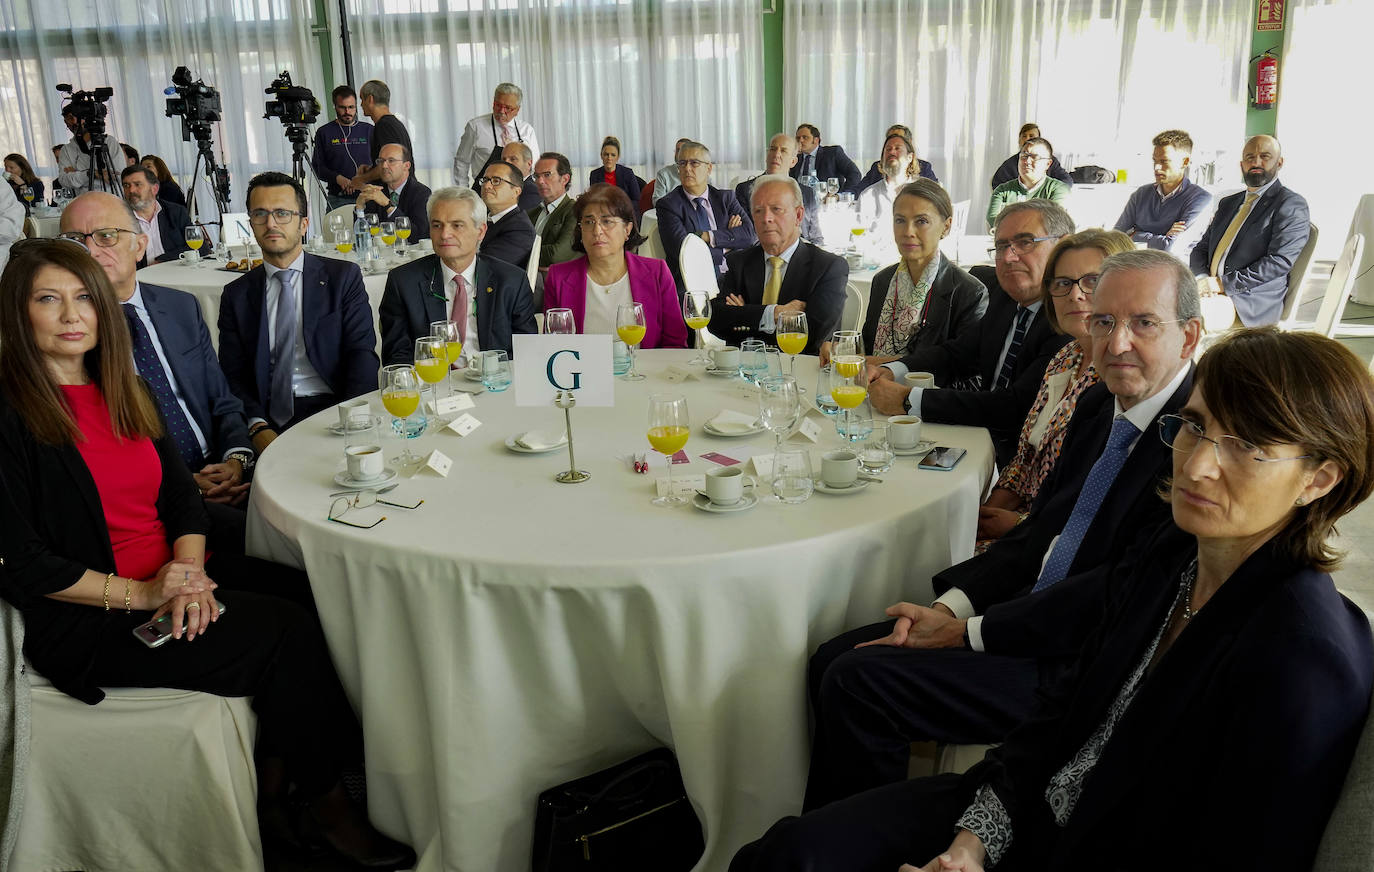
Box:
1190;134;1310;327
736;133;823;246
379;186;537;366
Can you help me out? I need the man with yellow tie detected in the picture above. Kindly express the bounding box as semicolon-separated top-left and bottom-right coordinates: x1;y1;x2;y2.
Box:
707;175;848;354
1190;135;1311;326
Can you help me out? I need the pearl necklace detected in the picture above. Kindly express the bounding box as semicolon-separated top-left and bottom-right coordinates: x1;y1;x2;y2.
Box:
1180;556;1199;622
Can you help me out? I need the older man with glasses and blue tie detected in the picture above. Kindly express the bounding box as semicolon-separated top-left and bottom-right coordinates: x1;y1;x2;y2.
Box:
656;140;756;296
802;248;1203;813
217;172;379;453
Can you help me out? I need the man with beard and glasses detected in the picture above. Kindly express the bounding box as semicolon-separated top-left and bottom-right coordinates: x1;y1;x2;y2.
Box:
120;166;192;267
1190;134;1310;327
311;85;373;210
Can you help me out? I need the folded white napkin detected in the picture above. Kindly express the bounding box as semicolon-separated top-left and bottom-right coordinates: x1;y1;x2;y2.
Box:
515;429;567;450
706;409;760;434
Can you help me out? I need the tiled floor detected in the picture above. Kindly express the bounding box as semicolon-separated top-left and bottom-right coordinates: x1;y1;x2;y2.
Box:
1288;263;1374;612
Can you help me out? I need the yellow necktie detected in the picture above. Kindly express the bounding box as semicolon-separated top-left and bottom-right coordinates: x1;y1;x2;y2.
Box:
1210;192;1259;277
763;256;783;305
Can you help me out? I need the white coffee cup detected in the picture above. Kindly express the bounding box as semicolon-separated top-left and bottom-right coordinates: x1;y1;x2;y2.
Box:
712;347;741;372
887;415;924;449
178;250;200;265
337;397;372;429
704;466;757;506
345;444;385;481
821;449;859;488
904;371;936;389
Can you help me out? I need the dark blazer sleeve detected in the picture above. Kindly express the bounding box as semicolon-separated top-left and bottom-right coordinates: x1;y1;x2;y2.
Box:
400;181;432;240
831;146;862;192
705;249;755;344
506;270;539;343
216;274;267;422
155;202;193;263
799;246;849;352
481;210;536;269
1223;187;1311;296
378;264;417;366
158;179;186;208
711;189;757;252
329;260;382;400
656;190;692;285
152;286;251;459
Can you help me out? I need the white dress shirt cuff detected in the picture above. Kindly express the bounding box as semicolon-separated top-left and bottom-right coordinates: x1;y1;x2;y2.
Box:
884;361;910;379
934;588;975;620
759;304;777;334
965;615;986;653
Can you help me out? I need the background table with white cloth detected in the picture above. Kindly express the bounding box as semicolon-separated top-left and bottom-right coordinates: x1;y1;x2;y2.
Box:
246;349;995;872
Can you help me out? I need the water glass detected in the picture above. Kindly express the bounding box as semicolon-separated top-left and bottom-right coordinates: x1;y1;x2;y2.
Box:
758;375;801;450
859;423;896;474
814;364;839;415
612;338;632;375
481;350;512;392
740;338;768;385
545;308;576;335
771;449;814;504
835;397;874;442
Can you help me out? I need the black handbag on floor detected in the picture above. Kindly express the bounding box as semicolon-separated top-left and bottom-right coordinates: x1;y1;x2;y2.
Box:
531;747;705;872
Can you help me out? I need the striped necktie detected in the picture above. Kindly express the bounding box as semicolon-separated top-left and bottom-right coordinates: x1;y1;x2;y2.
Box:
995;307;1032;390
122;304;202;467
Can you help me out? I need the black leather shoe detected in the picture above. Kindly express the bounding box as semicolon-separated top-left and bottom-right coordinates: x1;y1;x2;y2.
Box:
300;808;417;870
258;796;325;857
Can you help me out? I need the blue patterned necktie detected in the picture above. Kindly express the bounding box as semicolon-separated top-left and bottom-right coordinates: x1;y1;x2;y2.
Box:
122;304;202;467
995;307;1032;390
690;196;711;234
268;268;299;428
1033;416;1140;591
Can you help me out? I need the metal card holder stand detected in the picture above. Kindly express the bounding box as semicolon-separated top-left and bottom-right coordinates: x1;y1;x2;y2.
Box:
553;390;590;483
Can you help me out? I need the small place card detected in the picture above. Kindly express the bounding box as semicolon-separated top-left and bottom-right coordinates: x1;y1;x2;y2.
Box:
662;364;697;384
431;393;475;415
656;474;705;499
700;451;741;466
788;415;823;443
420;449;453;477
444;413;482;436
752;454;775;478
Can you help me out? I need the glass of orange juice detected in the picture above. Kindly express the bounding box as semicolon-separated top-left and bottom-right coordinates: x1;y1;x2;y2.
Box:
647;393;690;507
413;337;448;417
830;345;868;437
682;290;712;365
776;310;808;389
616;301;647;382
379;364;425;463
429;320;462;393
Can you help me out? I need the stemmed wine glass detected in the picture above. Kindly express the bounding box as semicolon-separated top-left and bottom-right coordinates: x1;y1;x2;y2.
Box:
829;333;867;436
394;216;412;256
327;212;346;246
545;307;575;335
616;301;646;381
682;291;712;365
758;375;801;452
380;221;397;260
379;364;425;465
334;229;354;255
775;310;808;390
647;393;690;507
184;225;206;266
429;319;462;392
18;185;34;215
413;337;448;417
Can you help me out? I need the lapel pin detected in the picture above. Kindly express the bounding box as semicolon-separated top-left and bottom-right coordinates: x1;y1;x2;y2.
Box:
486;286;494;295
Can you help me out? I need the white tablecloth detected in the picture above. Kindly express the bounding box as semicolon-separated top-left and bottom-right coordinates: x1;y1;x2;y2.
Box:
245;349;994;872
139;247;398;351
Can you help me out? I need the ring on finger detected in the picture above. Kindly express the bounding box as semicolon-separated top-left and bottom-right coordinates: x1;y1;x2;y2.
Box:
186;602;202;610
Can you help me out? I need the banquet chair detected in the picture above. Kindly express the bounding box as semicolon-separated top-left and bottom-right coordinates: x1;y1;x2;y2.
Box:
1311;233;1364;338
939;200;972;263
5;596;264;871
841;281;865;333
1279;222;1321;327
324;204;357;237
1311;611;1374;871
639;212;665;261
678;234;720;299
526;236;542;290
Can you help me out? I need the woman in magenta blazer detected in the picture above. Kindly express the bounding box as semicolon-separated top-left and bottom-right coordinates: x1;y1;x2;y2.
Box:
588;136;645;208
544;183;688;348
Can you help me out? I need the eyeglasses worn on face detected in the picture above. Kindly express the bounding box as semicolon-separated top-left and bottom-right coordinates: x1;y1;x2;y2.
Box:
57;228;138;248
1049;274;1101;296
477;175;518;189
676;159;709;170
580;217;627;232
1087;315;1186;340
1019;152;1050;163
1157;414;1311;468
376;157;405;166
988;235;1060;259
248;208;304;224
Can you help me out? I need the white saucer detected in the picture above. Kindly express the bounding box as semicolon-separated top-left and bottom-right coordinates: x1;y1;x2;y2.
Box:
461;369;484;381
691;491;759;513
892;439;937;457
332;467;399;490
504;434;568;454
704;367;738;378
813;479;871;495
702;420;765;438
326;415;384;436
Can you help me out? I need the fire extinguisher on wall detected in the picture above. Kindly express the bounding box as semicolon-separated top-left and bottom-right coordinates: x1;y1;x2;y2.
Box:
1254;50;1278;110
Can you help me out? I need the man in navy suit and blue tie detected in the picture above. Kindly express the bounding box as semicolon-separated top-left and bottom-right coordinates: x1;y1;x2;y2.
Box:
218;172;379;453
1190;135;1311;327
60;192;254;508
656;141;756;295
790;124;862;193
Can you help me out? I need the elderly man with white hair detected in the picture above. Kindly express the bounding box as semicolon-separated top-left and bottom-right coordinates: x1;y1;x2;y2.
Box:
452;83;542;188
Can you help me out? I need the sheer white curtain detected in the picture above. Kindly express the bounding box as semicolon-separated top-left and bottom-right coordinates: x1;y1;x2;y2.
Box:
338;0;765;195
0;0;322;221
784;0;1251;233
1280;0;1369;259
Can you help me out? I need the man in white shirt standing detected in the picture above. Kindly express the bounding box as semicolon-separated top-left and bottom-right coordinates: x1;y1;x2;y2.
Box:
453;83;541;188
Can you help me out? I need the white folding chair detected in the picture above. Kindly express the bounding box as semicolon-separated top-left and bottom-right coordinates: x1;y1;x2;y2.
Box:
526;235;542;290
679;233;720;299
1279;222;1320;327
1312;233;1365;338
841;281;865;333
638;211;665;260
940;199;972;263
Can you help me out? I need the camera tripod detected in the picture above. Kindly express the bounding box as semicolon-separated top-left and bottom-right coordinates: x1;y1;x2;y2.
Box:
184;121;231;224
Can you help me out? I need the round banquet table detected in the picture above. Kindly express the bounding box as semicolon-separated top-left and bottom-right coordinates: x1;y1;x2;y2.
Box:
245;349;995;872
137;244;408;352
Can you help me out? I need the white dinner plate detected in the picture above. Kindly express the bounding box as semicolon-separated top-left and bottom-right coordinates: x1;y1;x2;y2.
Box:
461;369;484;381
332;467;399;490
691;491;759;513
504;434;568;454
702;420;765;438
892;439;937;457
813;479;871;495
703;367;738;378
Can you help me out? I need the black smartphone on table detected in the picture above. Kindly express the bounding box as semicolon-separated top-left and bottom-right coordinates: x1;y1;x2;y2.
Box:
918;446;967;471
